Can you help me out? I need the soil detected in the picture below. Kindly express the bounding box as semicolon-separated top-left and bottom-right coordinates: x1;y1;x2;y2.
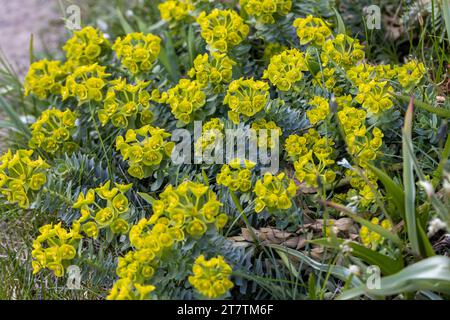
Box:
0;0;63;77
0;0;64;152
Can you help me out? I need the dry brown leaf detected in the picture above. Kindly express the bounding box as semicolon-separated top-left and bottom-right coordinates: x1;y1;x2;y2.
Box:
233;227;307;249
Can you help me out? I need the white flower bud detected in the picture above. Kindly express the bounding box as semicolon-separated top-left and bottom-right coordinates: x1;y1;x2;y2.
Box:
349;265;361;276
418;180;434;198
427;218;447;237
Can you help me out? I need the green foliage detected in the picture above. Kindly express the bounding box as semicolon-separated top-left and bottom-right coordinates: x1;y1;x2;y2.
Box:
0;0;449;301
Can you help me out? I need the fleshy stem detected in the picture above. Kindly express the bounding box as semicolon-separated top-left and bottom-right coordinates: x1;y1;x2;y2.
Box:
230;191;260;246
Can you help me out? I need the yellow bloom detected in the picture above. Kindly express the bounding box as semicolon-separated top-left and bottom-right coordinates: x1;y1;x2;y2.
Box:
158;79;206;124
197;9;249;53
240;0;292;24
216;158;255;193
31;222;82;277
253;172;297;213
189;255;233;298
29;109;78;154
24;60;66;99
224;78;269;123
293;15;331;46
396;59;426;91
63;26;110;69
321;34;365;67
62;64;110;104
116;125;173;179
158;0;194;22
263;48;307;91
0;149;49;209
99;78;152;128
355;80;394;114
194;118;225;153
306;96;330;125
112;32;161;74
188;52;235;91
72;180;132;237
359;217;392;250
285;130;336;188
142;181;227;242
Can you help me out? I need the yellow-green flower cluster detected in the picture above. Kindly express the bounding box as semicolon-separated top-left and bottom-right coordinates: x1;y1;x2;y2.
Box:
293;15;331;46
337;104;367;137
112;32;161;74
129;216;185;253
359;217;392;250
312;67;337;91
338;105;384;165
195;118;224;152
306;96;330;125
108;216;183;299
253;172;297;213
197;9;249;52
0;149;49;208
62;63;110;103
345;169;379;207
346;63;396;87
293;136;336;188
149;181;229;237
284;128;321;160
284;134;308;160
351;127;384;165
98;78;152;128
396;59;426;90
263;42;288;61
108;277;156;300
240;0;292;24
188;52;235;90
31;222;82;277
354;80;394;114
116;126;174;179
263;48;307;91
73;181;133;237
321;34;365;68
285;129;336;187
345;63;408;115
158;0;194;22
29;109;78;154
188;255;233;298
250;118;282;149
155;79;206;124
224;78;270;124
216;158;255;192
24;60;65;99
109;181;228;300
63;26;110;69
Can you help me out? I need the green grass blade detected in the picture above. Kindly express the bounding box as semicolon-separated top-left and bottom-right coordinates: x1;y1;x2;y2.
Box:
308;273;317;300
433;132;450;187
441;0;450;46
158;32;181;83
417;222;436;257
403;97;420;256
366;163;405;219
333;8;346;35
322;200;403;247
311;238;404;275
116;7;135;34
137;192;156;205
187;25;196;69
0;95;30;137
338;256;450;299
268;244;363;288
398;95;450;118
